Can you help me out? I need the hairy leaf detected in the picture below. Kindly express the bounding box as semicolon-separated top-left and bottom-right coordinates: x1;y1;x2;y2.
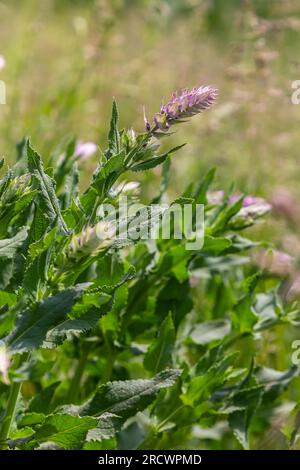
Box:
27;140;70;235
0;227;28;259
6;285;87;352
107;99;120;158
65;369;181;420
34;413;98;449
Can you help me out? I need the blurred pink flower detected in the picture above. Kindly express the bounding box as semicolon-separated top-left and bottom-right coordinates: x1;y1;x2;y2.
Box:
255;249;293;276
242;196;256;207
282;234;300;258
189;275;200;288
207;190;224;205
0;55;5;71
271;187;300;226
237;197;271;219
286;273;300;301
229;193;270;210
207;191;271;219
75;141;97;161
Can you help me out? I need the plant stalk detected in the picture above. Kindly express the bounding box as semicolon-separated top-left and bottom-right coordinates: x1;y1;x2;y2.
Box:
67;342;92;404
0;353;29;450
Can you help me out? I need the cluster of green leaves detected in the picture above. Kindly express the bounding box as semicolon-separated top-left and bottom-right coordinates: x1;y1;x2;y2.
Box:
0;101;299;450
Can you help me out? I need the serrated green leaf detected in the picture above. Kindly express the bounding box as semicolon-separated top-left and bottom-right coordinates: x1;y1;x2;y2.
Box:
8;427;35;449
6;285;87;353
228;386;263;450
94;152;124;182
0;227;28;259
18;412;45;427
27;228;57;262
34;413;98;449
85;413;122;443
44;307;107;348
65;369;180;420
144;313;175;373
23;227;57;293
27;140;70;235
107;99;120;157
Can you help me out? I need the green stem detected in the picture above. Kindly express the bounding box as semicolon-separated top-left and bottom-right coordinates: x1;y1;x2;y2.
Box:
101;338;116;384
67;342;92;404
156;404;185;433
0;353;29;450
88;194;101;225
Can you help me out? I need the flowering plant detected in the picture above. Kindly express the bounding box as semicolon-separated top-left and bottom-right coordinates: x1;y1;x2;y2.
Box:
0;88;299;451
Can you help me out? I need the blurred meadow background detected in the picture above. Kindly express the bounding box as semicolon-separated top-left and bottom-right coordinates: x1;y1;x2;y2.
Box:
1;0;300;241
1;0;300;450
1;0;300;194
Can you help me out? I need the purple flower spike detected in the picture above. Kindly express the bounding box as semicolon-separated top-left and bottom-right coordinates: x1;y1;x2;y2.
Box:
145;85;217;133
